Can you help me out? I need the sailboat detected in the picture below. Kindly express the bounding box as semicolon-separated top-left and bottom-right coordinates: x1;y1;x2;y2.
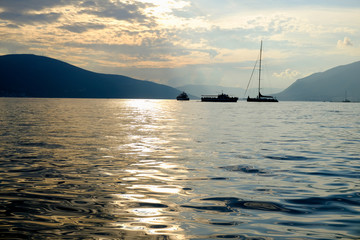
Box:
246;40;278;102
342;90;350;102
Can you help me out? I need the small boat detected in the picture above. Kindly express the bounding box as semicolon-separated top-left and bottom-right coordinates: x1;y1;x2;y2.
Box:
246;40;278;102
176;91;190;101
201;93;238;102
342;91;350;102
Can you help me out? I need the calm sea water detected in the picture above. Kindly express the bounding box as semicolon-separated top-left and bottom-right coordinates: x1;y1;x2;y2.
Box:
0;98;359;239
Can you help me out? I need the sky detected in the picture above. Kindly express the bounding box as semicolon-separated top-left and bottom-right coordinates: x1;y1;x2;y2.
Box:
0;0;359;90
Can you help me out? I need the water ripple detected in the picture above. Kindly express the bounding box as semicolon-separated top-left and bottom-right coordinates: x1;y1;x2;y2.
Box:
182;197;304;214
220;165;268;174
1;98;359;239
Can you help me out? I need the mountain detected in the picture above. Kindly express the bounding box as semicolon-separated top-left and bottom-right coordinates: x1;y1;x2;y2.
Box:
176;84;282;99
276;61;360;102
0;54;183;99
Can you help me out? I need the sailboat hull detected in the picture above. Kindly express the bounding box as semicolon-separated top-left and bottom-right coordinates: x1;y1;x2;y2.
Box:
247;97;278;102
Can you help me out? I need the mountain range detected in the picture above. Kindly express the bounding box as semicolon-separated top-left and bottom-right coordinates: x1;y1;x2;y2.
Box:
275;61;360;102
0;54;359;101
0;54;184;99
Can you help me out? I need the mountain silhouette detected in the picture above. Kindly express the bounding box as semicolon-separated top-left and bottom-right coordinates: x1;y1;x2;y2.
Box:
276;61;360;102
0;54;183;99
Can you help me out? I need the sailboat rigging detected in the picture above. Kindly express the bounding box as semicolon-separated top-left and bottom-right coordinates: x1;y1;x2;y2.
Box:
246;40;278;102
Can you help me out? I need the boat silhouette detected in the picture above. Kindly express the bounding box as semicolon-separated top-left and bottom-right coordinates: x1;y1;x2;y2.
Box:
201;93;238;102
176;91;190;101
246;40;278;102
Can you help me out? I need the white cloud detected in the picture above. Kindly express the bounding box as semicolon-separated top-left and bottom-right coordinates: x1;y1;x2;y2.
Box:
273;69;301;79
337;37;353;48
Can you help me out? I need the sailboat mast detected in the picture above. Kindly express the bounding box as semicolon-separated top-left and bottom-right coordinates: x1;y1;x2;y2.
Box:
258;40;262;98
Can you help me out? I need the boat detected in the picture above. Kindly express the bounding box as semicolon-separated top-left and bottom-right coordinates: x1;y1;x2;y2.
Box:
246;40;278;102
342;91;350;102
176;91;190;101
201;93;238;102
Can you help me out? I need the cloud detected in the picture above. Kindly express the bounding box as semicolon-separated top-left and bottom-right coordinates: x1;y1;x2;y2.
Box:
80;0;155;26
273;69;301;79
1;0;359;90
59;23;107;33
0;11;61;25
0;0;155;26
5;24;19;28
337;37;353;48
171;1;204;19
0;0;65;12
65;39;189;61
80;1;97;8
0;0;66;25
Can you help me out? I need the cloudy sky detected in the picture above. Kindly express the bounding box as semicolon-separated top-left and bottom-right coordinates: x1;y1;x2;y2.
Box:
1;0;359;90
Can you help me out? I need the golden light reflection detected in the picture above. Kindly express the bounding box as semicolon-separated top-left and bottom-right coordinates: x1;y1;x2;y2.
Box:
123;99;167;111
114;100;181;158
111;169;186;238
128;185;182;194
110;159;187;237
113;220;183;239
103;99;187;238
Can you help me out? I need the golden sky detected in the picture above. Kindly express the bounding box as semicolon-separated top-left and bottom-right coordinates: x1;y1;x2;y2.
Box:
1;0;359;89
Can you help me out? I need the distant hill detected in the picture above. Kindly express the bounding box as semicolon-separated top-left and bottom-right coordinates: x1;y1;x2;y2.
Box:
276;61;360;102
177;84;282;99
0;54;183;99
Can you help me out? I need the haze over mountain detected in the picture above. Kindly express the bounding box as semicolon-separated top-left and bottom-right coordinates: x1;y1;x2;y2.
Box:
0;54;184;99
276;61;360;102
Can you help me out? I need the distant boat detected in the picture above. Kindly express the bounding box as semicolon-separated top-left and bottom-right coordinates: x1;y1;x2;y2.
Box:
176;91;190;101
246;40;278;102
342;91;350;102
201;93;238;102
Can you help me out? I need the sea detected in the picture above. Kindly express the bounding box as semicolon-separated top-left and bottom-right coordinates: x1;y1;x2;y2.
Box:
0;98;359;240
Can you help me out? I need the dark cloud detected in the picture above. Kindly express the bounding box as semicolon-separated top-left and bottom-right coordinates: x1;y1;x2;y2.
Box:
80;1;96;8
5;24;20;28
80;0;156;26
59;23;107;33
0;0;155;26
0;11;61;25
0;0;65;12
0;0;70;25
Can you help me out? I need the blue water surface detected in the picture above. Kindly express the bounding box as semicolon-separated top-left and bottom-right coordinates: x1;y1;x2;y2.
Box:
0;98;359;239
